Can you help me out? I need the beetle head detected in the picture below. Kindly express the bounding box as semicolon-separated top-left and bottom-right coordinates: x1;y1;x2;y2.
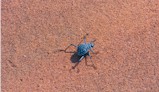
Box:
90;39;96;48
90;43;94;48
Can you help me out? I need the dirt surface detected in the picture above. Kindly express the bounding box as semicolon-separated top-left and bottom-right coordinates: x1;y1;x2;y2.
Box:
2;0;159;92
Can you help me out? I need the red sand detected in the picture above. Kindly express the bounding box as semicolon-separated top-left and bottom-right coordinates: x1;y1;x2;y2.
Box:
2;0;159;92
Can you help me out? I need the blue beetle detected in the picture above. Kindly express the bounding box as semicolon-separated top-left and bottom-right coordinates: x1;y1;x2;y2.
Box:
62;33;97;69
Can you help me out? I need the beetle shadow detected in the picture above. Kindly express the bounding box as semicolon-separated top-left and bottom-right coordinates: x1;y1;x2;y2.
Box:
56;49;81;63
56;49;98;70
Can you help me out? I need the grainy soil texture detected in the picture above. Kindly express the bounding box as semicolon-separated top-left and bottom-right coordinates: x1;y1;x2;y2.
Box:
2;0;159;92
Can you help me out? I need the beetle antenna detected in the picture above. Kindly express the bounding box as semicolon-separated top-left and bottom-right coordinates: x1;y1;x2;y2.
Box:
91;39;96;43
83;33;89;39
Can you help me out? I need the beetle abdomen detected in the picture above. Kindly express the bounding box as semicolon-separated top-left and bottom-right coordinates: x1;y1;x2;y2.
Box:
77;44;88;56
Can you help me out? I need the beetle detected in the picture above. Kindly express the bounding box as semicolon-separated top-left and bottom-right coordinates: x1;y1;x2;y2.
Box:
61;33;97;70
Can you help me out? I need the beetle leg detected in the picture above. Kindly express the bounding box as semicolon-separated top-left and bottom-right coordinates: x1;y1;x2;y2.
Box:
59;44;77;53
90;49;95;54
79;56;84;61
85;56;88;66
64;44;77;50
90;49;99;55
88;52;97;69
91;39;96;43
72;62;79;69
70;44;77;47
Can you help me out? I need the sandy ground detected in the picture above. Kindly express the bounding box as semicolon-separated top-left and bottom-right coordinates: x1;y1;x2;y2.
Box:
2;0;159;92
